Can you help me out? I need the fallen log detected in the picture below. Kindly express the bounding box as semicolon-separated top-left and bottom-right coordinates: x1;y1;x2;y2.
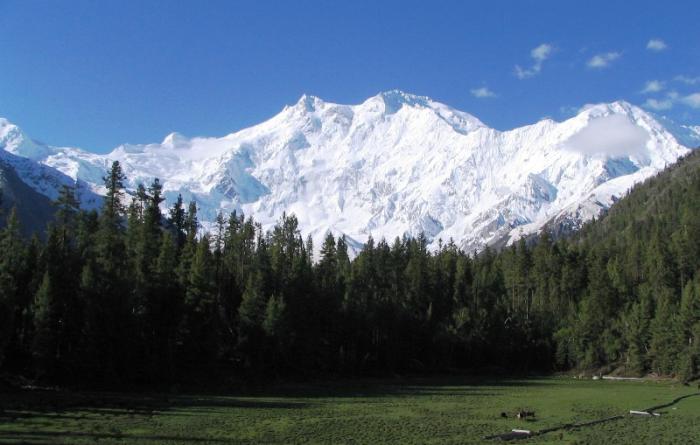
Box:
511;429;532;435
629;410;660;417
483;429;532;441
602;376;643;381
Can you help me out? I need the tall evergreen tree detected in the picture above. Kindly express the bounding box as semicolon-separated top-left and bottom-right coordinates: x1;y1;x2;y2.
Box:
0;209;26;368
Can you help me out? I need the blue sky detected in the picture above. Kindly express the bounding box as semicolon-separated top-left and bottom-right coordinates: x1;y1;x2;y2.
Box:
1;0;699;153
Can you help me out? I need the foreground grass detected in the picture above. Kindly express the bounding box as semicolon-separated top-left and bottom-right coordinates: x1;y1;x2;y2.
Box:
0;376;698;444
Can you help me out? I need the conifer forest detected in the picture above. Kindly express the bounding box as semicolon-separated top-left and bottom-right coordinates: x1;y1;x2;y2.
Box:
1;152;700;387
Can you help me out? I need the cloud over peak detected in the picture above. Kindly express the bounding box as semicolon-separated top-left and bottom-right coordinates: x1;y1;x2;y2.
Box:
564;114;649;158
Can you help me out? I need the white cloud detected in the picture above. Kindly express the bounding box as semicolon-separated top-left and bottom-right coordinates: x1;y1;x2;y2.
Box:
531;43;553;62
675;75;700;85
644;98;674;111
514;65;535;79
470;87;496;98
681;93;700;108
641;80;665;94
641;90;700;111
564;114;649;158
646;39;667;51
515;43;553;79
587;52;621;69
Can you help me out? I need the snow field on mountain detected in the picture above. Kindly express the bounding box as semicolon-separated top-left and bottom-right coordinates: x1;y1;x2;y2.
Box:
0;92;692;254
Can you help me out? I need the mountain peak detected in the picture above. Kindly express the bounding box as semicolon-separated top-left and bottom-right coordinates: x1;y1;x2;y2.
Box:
367;90;432;114
577;100;639;118
0;93;692;256
161;132;189;148
0;118;51;160
0;118;22;143
379;89;430;104
357;90;485;132
294;94;326;112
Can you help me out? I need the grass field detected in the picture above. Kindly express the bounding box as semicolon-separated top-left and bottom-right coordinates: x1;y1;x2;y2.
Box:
0;376;698;444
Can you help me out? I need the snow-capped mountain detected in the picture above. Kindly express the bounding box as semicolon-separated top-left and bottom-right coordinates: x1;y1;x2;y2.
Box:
0;118;102;208
0;91;693;253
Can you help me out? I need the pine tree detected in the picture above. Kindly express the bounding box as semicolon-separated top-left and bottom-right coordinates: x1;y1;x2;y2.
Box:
78;261;99;373
31;224;73;380
84;161;132;381
679;279;700;350
317;233;338;297
151;231;182;380
623;294;653;375
185;201;198;240
55;184;80;246
133;179;165;323
52;186;84;369
96;162;128;277
237;272;268;369
677;279;700;380
649;289;680;375
102;161;127;223
31;271;58;379
180;235;217;365
531;232;558;314
168;194;187;249
0;208;26;368
263;294;289;371
314;233;343;368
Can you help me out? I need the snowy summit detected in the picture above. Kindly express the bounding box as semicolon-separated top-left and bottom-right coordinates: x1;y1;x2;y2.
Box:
0;91;695;254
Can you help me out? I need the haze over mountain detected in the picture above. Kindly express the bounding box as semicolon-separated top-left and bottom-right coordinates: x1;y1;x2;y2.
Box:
0;91;696;252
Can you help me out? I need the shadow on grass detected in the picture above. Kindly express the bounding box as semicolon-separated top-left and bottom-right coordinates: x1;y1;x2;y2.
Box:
0;387;312;439
246;375;554;399
0;375;555;443
0;429;236;444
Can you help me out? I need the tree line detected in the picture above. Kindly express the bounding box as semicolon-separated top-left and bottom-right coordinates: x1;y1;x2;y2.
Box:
0;153;699;387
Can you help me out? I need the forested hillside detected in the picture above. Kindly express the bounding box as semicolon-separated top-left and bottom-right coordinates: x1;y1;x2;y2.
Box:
0;152;699;387
0;162;56;237
560;149;700;377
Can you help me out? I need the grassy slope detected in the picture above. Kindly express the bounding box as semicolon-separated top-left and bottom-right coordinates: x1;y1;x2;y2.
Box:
0;377;698;444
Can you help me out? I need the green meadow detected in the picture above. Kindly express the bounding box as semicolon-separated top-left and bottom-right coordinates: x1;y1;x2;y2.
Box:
1;377;698;444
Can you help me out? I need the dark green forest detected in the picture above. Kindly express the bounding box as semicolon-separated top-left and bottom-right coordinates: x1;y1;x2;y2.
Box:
1;151;700;387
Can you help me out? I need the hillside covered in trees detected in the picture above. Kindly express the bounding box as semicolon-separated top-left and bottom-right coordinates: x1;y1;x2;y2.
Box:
0;151;699;387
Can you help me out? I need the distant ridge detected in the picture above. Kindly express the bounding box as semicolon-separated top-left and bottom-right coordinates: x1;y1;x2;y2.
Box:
0;93;694;252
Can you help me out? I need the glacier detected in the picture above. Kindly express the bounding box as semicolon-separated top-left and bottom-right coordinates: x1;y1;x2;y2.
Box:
0;91;694;254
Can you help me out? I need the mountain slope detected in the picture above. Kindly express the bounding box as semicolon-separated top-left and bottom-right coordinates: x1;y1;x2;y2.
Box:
0;160;56;236
0;92;693;252
0;119;102;209
575;148;700;245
